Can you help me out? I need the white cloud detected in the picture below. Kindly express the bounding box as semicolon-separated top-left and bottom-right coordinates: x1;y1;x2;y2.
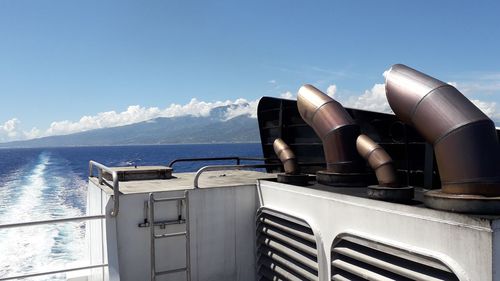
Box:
0;118;20;141
344;83;392;113
224;98;259;120
158;98;234;118
448;81;500;120
326;84;337;98
448;72;500;96
280;91;295;100
382;69;390;80
471;99;499;119
0;118;44;141
24;127;41;139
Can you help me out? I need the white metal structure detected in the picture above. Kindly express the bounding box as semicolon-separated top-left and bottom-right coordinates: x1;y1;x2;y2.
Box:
81;161;500;281
4;160;499;280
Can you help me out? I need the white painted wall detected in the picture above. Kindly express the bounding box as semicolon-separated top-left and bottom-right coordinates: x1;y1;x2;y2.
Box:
113;190;188;281
88;181;259;281
87;181;111;281
188;185;258;281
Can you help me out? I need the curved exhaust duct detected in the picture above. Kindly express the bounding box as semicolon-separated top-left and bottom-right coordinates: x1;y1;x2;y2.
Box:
273;138;299;175
356;134;398;187
385;64;500;197
297;84;364;174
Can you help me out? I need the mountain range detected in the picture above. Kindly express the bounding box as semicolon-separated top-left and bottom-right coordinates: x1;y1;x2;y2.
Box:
0;105;260;148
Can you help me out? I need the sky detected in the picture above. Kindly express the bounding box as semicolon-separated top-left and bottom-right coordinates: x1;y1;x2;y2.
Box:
1;0;500;142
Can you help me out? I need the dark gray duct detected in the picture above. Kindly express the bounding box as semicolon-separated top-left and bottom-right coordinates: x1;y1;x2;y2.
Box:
273;138;299;175
385;64;500;197
297;84;364;174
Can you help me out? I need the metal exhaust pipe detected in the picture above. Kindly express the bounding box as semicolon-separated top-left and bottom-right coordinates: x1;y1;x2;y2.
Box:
356;134;398;187
273;138;298;175
356;134;413;201
273;138;310;185
386;64;500;213
297;84;366;186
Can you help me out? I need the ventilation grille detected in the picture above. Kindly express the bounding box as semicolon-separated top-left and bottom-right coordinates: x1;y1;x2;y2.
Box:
331;236;459;281
256;211;319;281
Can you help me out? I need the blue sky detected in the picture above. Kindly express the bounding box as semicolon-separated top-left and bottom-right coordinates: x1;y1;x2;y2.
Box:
1;1;499;141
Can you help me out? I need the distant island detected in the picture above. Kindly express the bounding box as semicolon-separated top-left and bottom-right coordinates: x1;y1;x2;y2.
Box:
0;105;260;148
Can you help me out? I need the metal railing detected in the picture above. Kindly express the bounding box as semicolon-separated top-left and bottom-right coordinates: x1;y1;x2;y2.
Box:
89;160;120;216
0;215;107;281
0;264;109;281
168;156;267;169
193;164;281;188
0;215;105;229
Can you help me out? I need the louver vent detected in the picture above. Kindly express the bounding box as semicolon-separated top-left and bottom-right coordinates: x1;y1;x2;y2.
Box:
256;210;319;281
331;236;459;281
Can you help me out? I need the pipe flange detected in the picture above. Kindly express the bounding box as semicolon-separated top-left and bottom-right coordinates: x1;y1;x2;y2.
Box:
424;190;500;214
367;186;414;202
277;174;312;186
316;171;369;187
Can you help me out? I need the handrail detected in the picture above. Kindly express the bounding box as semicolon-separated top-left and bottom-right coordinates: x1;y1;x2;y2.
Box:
0;214;105;229
0;263;108;281
193;164;281;188
0;215;108;281
168;156;267;168
89;160;120;216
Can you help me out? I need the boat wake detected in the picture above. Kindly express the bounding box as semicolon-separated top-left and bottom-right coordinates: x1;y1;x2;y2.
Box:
0;152;87;280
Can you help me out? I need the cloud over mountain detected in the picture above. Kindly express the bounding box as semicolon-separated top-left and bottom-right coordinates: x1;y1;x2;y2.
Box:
0;98;259;142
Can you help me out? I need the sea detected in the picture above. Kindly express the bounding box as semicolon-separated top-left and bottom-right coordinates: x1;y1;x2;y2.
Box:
0;143;262;280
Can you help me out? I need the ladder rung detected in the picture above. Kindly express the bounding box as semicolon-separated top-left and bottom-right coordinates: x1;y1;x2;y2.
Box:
153;196;186;202
154;219;186;226
154;231;187;239
156;267;187;276
139;219;185;228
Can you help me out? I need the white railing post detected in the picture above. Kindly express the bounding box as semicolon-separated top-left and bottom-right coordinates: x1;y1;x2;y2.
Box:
89;161;120;216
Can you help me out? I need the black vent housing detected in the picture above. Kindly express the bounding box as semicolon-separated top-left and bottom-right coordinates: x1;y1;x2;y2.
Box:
257;97;441;188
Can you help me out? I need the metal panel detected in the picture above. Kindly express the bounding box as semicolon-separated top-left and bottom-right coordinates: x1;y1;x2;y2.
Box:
257;97;325;174
256;210;319;281
331;235;459;281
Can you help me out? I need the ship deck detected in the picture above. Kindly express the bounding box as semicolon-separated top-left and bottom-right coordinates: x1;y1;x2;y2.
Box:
89;170;276;194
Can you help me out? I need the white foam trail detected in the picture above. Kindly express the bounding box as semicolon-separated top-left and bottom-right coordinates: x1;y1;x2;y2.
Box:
0;168;23;215
0;152;86;280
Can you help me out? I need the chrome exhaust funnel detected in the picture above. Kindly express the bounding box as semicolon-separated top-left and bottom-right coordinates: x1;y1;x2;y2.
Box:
386;64;500;213
297;84;366;186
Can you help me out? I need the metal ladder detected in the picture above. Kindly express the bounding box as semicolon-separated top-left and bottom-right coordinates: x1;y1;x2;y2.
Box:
148;192;190;281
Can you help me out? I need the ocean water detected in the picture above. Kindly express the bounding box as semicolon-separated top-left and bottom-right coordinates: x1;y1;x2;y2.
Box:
0;143;262;280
